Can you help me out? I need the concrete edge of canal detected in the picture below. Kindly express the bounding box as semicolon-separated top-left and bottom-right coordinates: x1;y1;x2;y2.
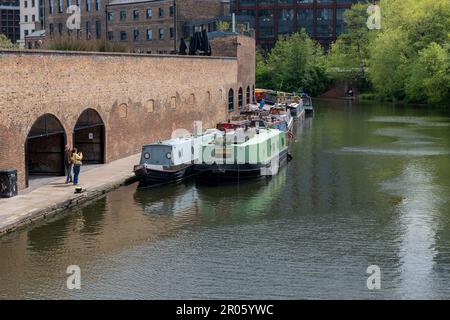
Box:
0;154;140;238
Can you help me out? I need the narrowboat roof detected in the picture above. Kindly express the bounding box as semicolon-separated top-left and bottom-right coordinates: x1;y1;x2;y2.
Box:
142;129;220;148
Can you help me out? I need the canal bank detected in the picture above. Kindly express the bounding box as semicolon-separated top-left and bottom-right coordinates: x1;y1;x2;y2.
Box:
0;154;140;237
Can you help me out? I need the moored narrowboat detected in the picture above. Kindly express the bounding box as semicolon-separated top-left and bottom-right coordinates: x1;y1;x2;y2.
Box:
134;129;220;187
195;127;290;184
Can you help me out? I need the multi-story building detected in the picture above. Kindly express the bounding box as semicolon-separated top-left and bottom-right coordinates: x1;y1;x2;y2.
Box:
18;0;42;48
43;0;234;53
44;0;105;41
106;0;232;53
0;0;20;43
231;0;361;49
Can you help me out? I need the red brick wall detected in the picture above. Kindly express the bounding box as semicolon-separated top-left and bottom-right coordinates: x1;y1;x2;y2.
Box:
0;50;248;190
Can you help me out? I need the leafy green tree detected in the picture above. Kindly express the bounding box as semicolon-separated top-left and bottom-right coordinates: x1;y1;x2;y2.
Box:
0;33;14;49
327;3;374;84
256;30;329;95
368;28;410;100
405;42;450;104
255;50;272;89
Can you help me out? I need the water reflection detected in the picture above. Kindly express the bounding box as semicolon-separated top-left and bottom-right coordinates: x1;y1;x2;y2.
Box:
0;101;449;299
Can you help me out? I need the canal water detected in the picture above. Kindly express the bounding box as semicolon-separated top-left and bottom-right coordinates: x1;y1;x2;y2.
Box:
1;100;449;299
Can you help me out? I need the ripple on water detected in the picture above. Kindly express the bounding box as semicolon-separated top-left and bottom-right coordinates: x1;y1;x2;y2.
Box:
334;147;450;157
368;116;450;127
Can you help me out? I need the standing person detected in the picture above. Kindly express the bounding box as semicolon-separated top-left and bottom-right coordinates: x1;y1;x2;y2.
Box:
71;148;83;186
259;98;265;110
64;145;73;184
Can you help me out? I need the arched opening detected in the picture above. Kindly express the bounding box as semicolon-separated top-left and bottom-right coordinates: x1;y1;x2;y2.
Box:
228;88;234;112
238;87;243;110
246;86;251;104
73;108;105;164
25;114;66;188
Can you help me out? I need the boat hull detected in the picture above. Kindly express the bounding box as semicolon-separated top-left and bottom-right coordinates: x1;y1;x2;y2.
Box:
195;148;289;185
305;108;314;117
134;164;195;188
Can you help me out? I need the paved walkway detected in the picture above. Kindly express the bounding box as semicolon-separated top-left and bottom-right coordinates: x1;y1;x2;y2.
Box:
0;153;140;236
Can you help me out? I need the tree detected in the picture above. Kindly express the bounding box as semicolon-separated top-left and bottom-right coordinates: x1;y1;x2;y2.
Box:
405;42;450;104
0;33;14;49
326;3;374;85
256;30;329;95
368;0;450;104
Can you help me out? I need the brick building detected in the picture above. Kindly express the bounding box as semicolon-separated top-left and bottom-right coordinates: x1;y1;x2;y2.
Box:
43;0;234;53
230;0;362;49
45;0;105;40
0;33;255;191
0;0;20;43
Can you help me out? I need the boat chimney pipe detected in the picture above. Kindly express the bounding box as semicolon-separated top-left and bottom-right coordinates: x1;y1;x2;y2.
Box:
232;13;236;33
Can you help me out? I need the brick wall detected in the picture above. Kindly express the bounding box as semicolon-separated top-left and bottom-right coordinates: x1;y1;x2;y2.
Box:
0;48;254;190
210;33;256;113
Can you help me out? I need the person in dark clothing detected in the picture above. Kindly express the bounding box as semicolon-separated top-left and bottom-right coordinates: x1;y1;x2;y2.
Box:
64;144;73;184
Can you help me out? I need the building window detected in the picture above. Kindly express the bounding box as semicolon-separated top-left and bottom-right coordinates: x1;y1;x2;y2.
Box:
169;6;174;17
107;12;113;21
95;20;101;38
158;7;163;17
32;0;35;6
49;23;54;35
120;31;127;41
86;21;91;39
146;9;152;19
76;0;81;11
108;31;113;40
133;29;139;41
25;15;28;22
316;8;333;37
66;0;71;7
170;27;174;39
133;10;139;20
146;29;152;40
228;89;234;112
48;0;54;15
24;30;29;36
120;11;126;21
58;23;63;35
58;0;62;13
158;28;164;39
32;15;35;22
279;9;294;35
24;1;28;8
258;9;274;40
86;0;91;12
238;87;243;110
297;9;313;36
95;0;100;11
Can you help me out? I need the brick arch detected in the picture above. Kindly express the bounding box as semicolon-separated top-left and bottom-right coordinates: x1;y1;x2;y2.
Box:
73;108;106;164
24;113;67;188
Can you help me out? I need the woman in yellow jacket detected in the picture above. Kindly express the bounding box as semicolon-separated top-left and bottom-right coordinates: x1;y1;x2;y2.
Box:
71;148;83;185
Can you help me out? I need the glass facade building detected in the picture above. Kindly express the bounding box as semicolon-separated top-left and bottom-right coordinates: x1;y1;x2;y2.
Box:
231;0;361;49
0;0;20;43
